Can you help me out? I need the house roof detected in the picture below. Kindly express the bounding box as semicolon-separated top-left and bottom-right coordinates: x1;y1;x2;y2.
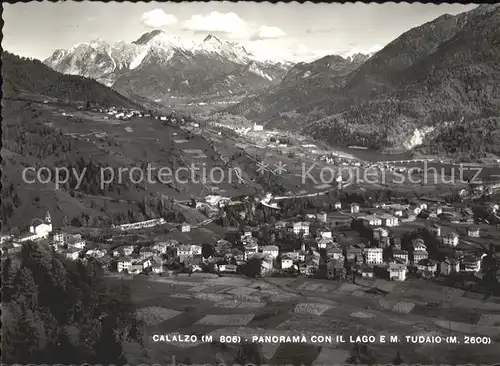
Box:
389;263;406;271
262;245;279;251
413;250;428;256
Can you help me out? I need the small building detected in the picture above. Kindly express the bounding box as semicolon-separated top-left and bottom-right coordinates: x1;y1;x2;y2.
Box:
440;258;460;276
317;237;332;249
417;259;437;274
460;255;481;272
392;249;408;265
345;245;363;262
122;246;134;256
293;221;310;236
334;202;342;210
380;214;399;227
351;203;360;214
430;224;441;237
412;250;429;264
253;123;264;131
467;227;480;238
361;266;374;278
316;212;327;223
151;263;163;274
360;215;382;227
65;248;81;261
262;245;279;259
117;257;132;273
281;256;294;270
274;221;287;230
442;232;459;247
373;227;389;240
327;247;343;261
318;229;332;239
244;245;259;260
388;263;407;281
411;238;427;252
219;264;238;273
128;264;143;275
327;259;345;279
180;222;191;233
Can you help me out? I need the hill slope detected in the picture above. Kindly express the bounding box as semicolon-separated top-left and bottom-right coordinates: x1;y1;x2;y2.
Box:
228;5;500;154
2;51;137;108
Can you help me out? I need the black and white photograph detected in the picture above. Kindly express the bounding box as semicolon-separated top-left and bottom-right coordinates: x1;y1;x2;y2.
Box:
2;1;500;365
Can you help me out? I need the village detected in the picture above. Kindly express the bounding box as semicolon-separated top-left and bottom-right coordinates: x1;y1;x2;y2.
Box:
2;193;499;294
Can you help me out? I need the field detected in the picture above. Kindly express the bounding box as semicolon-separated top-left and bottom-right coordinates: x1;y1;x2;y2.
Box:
106;274;500;365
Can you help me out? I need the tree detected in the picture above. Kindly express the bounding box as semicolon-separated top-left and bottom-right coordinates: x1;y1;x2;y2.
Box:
202;243;215;259
234;343;265;365
242;257;262;278
393;351;404;365
2;242;144;364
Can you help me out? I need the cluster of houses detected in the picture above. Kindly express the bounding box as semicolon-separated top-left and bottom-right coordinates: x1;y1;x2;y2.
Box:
91;106;147;121
319;154;411;174
1;195;498;286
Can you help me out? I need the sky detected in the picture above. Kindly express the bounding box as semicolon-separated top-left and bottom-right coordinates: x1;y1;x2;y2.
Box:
3;2;478;62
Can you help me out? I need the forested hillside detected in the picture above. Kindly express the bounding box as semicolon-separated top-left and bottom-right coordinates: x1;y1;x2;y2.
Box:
228;5;500;154
2;51;137;108
2;241;144;364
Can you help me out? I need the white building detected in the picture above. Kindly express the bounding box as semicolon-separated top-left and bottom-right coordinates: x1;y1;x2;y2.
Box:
19;211;53;242
293;221;310;236
262;245;279;259
351;203;360;214
180;223;191;233
467;227;480;237
281;256;294;270
380;214;399;227
122;246;134;256
442;232;459;247
318;230;332;239
253;123;264;131
364;248;383;264
388;263;407;281
461;256;481;272
334;202;342;209
65;248;81;261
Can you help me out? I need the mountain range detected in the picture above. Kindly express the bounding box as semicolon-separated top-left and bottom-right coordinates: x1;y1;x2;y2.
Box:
227;4;500;153
44;30;292;101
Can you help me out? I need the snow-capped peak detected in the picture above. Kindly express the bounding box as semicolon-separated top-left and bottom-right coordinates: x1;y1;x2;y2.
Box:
203;34;222;45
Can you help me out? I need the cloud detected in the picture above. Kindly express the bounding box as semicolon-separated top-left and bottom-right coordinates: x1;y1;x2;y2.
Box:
250;26;287;41
181;11;249;35
341;43;384;58
141;9;178;28
306;26;336;34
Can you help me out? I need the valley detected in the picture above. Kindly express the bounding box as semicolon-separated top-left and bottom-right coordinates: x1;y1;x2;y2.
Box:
2;3;500;366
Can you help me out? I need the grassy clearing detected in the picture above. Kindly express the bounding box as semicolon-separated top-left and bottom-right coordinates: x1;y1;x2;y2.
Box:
292;303;333;316
136;306;182;326
350;311;376;318
196;314;255;326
